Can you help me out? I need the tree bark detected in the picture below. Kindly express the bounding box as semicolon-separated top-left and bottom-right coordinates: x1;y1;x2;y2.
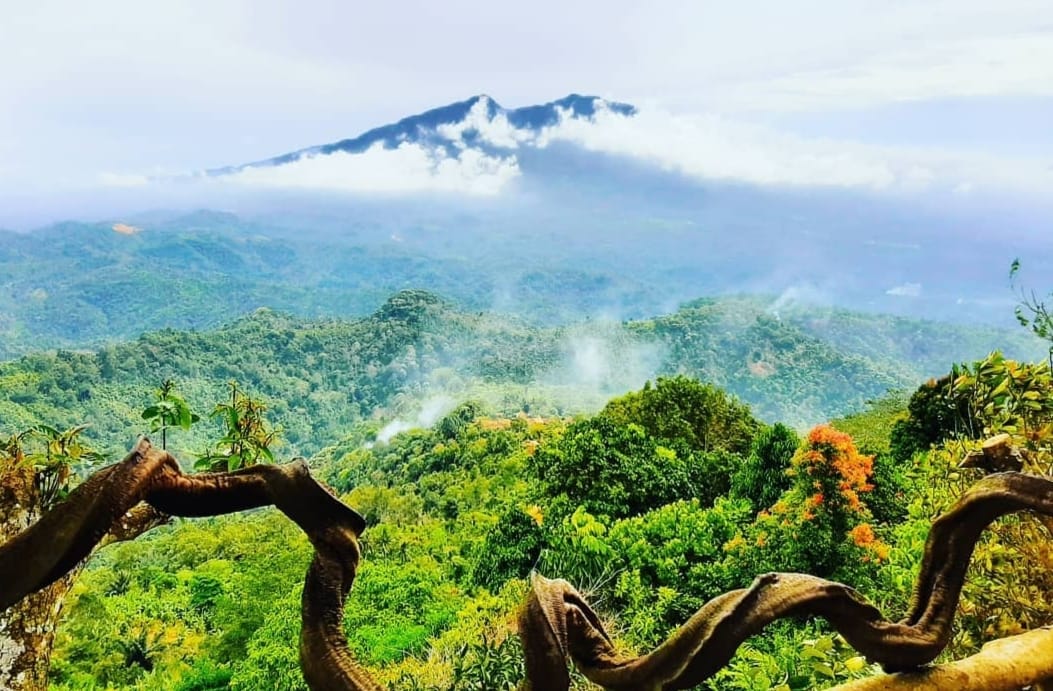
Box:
0;573;76;691
0;456;167;691
828;626;1053;691
518;471;1053;690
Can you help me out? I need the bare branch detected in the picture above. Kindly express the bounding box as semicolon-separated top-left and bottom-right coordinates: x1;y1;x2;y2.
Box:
0;437;374;691
519;471;1053;690
828;627;1053;691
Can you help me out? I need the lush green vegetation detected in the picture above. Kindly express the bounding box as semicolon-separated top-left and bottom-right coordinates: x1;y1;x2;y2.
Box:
19;342;1050;690
0;289;1043;471
3;279;1053;689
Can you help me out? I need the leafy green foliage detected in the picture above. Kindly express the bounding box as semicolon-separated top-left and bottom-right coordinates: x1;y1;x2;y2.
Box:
731;423;799;513
730;425;887;581
530;415;695;520
469;507;543;590
891;352;1053;461
0;289;1039;472
602;375;760;456
28;287;1053;691
141;379;200;450
194;382;281;471
711;627;877;690
25;423;104;509
1011;258;1053;352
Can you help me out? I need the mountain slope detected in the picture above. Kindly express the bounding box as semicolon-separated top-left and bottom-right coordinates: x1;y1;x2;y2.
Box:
0;290;1043;462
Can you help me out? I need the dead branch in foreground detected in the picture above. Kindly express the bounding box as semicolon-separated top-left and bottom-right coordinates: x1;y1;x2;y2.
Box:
827;626;1053;691
2;437;1053;690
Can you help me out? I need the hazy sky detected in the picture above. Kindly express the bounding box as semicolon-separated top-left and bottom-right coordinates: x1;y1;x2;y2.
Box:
1;0;1051;201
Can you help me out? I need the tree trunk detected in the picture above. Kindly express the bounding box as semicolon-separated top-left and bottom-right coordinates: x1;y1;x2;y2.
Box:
0;460;55;691
0;458;167;690
0;574;77;691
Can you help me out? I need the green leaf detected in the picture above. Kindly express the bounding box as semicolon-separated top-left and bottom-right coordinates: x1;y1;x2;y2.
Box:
800;647;826;660
811;662;836;679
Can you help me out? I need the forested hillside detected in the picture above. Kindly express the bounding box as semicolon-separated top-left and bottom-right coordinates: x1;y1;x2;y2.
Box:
0;290;1042;464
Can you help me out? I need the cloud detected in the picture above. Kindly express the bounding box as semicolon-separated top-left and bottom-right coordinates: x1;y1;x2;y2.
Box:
887;282;923;297
100;93;1053;201
224;141;520;195
532;102;1053;197
224;97;1043;197
436;96;532;149
3;0;1050;199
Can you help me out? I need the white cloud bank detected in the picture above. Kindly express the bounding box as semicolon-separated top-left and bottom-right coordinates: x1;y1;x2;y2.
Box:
533;103;1053;196
436;96;534;149
225;140;519;196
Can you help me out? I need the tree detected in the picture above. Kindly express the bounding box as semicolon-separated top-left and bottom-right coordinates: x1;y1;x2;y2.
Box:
195;381;281;472
1011;258;1053;363
733;425;885;579
731;422;799;513
0;438;366;691
602;376;760;457
6;437;1053;690
470;506;544;590
530;414;693;519
140;379;199;450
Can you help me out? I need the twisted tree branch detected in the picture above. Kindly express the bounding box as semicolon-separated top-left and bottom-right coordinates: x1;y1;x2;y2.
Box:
0;438;376;690
827;627;1053;691
519;471;1053;690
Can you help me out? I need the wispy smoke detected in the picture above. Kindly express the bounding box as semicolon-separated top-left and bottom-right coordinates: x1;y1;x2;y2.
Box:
372;394;456;445
767;283;831;319
543;329;667;399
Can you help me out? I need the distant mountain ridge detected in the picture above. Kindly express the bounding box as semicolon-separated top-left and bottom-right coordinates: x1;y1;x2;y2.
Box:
210;93;635;175
0;208;1046;364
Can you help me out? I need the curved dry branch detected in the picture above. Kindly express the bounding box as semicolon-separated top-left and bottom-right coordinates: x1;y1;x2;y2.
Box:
0;438;377;691
519;471;1053;690
827;626;1053;690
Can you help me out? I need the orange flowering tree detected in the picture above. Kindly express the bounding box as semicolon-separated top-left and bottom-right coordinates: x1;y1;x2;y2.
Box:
728;425;889;581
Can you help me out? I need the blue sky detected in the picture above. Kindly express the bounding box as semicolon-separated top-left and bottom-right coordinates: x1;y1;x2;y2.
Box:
1;0;1050;206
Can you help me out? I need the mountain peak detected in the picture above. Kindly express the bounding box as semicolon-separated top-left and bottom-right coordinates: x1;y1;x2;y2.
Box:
213;93;636;174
